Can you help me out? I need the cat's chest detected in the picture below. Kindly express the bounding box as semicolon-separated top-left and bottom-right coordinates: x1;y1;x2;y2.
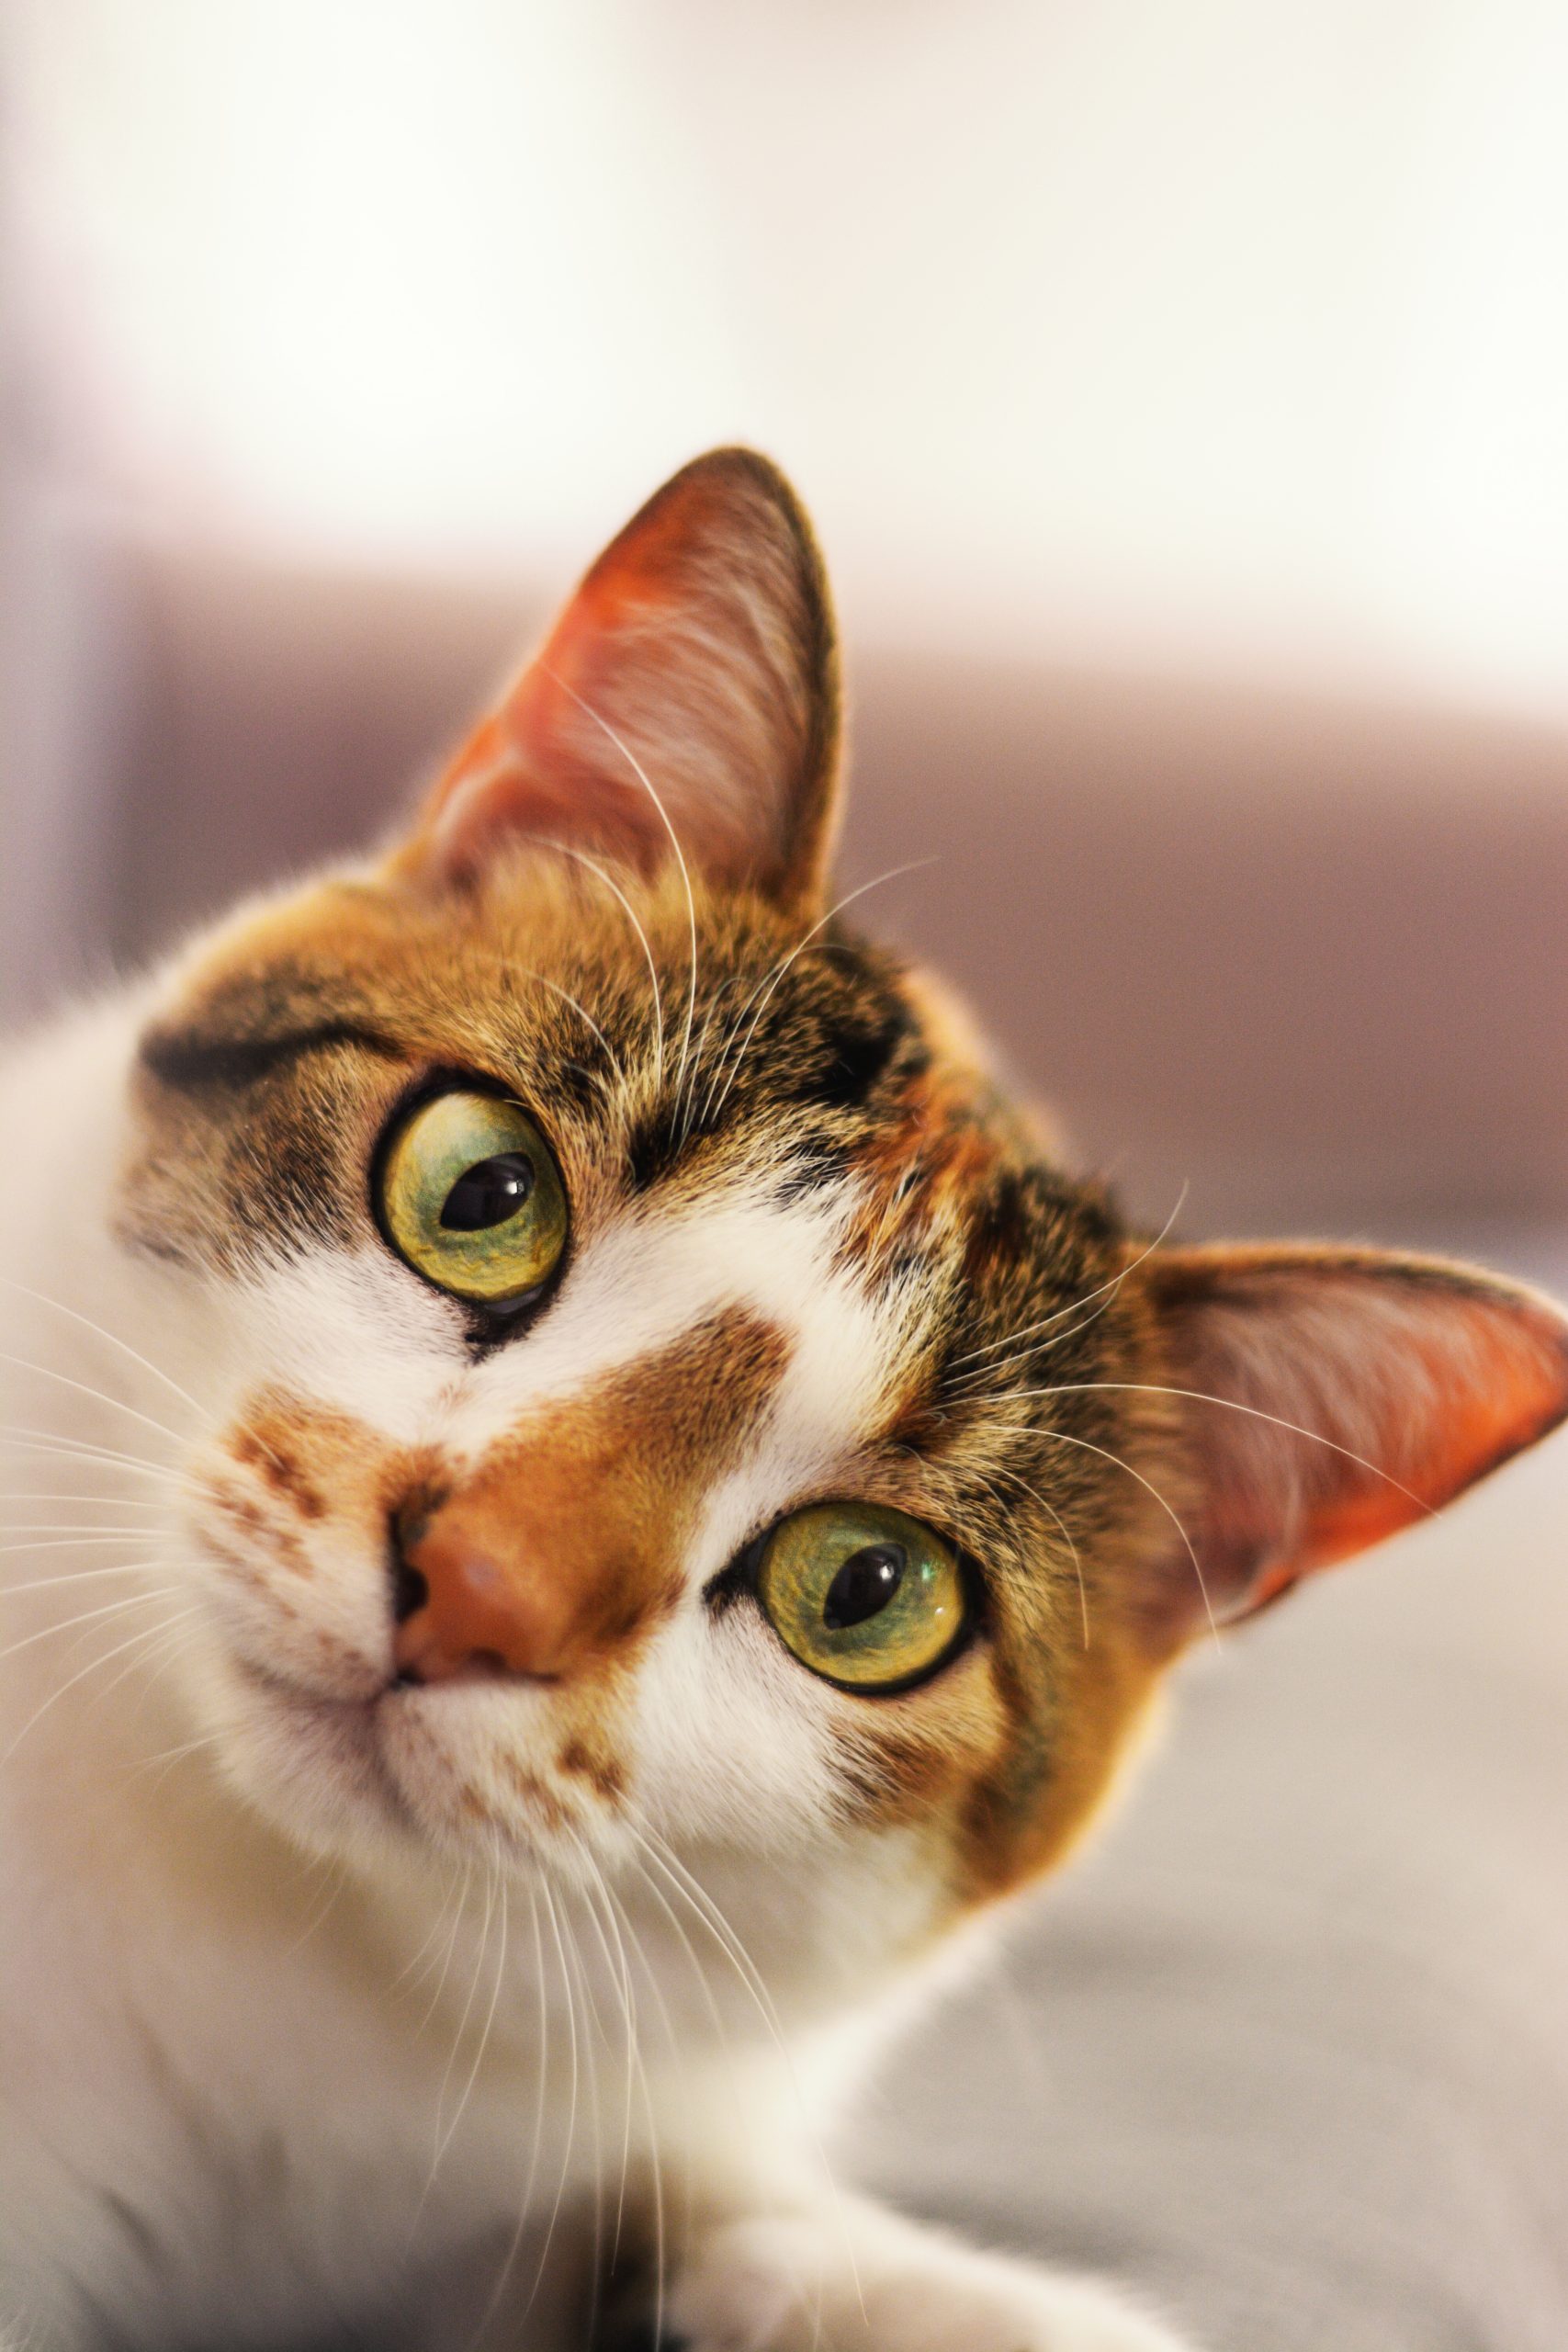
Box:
11;1932;589;2352
2;1763;593;2347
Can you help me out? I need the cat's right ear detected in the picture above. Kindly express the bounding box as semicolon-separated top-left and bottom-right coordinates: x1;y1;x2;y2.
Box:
391;448;841;915
1128;1243;1568;1656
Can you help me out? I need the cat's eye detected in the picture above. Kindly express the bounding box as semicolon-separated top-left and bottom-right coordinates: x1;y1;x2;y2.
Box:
377;1089;568;1308
754;1501;967;1693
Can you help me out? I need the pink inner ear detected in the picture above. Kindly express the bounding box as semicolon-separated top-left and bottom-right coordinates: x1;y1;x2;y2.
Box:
423;675;660;888
395;447;840;908
1139;1248;1568;1647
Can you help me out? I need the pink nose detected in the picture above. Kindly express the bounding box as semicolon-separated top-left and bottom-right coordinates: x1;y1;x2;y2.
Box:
393;1504;575;1685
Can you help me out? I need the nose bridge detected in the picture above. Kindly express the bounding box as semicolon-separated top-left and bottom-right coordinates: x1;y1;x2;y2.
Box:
393;1306;789;1685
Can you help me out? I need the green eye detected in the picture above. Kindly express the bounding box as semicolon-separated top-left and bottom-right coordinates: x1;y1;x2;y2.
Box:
378;1090;568;1307
754;1502;968;1693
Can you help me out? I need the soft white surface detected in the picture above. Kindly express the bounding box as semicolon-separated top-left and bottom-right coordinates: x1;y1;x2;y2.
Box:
850;1239;1568;2350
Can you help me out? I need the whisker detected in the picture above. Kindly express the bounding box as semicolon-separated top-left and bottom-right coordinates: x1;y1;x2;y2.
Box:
0;1579;175;1670
427;1856;499;2189
1022;1423;1219;1645
991;1381;1428;1518
568;1844;637;2270
462;1881;555;2352
598;1854;690;2341
392;1860;470;1996
416;1857;477;2030
985;1458;1091;1649
133;1730;225;1787
278;1860;352;1962
672;996;714;1149
2;1562;172;1600
85;1612;197;1726
576;1834;672;2302
620;1845;730;2072
628;1824;791;2060
628;1823;861;2337
513;833;676;1080
0;1353;186;1453
0;1429;180;1486
556;1882;606;2352
0;1277;209;1422
0;1531;171;1557
524;1871;581;2324
946;1183;1190;1382
0;1492;164;1512
539;666;699;1103
701;860;934;1130
0;1605;198;1766
432;1866;510;2181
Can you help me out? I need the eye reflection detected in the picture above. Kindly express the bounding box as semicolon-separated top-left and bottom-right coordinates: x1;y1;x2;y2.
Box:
821;1541;905;1630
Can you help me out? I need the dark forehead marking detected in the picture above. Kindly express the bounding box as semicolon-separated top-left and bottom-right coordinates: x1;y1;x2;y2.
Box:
139;1019;405;1094
621;939;922;1194
783;996;923;1111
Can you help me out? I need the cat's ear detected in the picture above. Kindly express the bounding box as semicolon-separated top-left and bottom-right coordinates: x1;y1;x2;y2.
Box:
394;447;841;912
1131;1245;1568;1654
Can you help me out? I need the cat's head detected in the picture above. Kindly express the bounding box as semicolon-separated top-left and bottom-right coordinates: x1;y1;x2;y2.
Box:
118;451;1568;1973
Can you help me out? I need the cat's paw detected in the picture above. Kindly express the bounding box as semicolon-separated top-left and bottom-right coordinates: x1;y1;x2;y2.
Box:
661;2203;1198;2352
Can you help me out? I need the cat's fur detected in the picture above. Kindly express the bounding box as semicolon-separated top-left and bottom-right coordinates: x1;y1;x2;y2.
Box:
2;450;1565;2352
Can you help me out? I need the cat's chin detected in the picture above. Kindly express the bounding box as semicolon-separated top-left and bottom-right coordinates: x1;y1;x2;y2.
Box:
214;1649;609;1878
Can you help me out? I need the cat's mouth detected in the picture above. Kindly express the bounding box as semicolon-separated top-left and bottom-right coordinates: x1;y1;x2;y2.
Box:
224;1647;603;1864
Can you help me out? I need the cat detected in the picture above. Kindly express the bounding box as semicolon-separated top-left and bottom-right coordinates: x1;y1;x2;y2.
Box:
2;447;1565;2352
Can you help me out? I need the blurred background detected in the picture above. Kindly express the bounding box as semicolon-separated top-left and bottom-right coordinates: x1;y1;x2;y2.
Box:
3;9;1567;2350
6;0;1568;1237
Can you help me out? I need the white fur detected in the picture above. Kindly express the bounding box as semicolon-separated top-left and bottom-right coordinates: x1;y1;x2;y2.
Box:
0;989;1198;2352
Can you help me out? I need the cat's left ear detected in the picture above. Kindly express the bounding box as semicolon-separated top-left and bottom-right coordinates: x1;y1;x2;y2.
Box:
395;447;840;913
1130;1245;1568;1655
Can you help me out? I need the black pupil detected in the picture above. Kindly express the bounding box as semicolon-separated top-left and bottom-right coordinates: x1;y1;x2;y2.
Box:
822;1542;906;1632
439;1153;536;1233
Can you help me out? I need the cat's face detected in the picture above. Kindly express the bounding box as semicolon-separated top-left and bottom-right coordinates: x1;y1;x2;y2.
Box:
113;451;1568;1965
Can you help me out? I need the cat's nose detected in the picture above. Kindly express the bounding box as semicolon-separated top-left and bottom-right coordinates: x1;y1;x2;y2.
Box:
391;1499;574;1685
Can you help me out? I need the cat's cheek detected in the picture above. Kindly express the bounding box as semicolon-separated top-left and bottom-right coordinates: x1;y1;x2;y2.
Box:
626;1604;843;1858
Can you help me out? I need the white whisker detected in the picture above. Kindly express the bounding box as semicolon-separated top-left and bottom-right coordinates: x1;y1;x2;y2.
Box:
0;1605;198;1766
432;1867;509;2181
427;1856;499;2190
947;1183;1190;1382
2;1562;169;1600
987;1458;1091;1649
0;1430;180;1484
524;1871;581;2324
0;1492;164;1512
539;666;698;1105
0;1531;170;1557
0;1354;186;1453
702;860;933;1130
416;1858;477;2031
0;1580;175;1670
513;833;671;1080
0;1278;209;1422
992;1381;1427;1515
1023;1422;1219;1645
